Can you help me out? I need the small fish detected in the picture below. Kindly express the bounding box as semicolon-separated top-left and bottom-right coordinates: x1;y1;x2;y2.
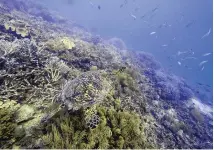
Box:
135;7;139;12
180;14;184;21
184;65;192;69
201;66;205;71
89;1;94;7
119;66;126;72
120;4;124;8
181;57;197;61
140;15;146;19
196;82;203;86
205;84;211;87
98;5;101;10
124;0;127;4
185;20;195;28
162;44;168;47
201;28;211;39
150;31;156;35
130;13;137;20
172;37;176;40
152;7;158;13
178;61;181;66
203;53;212;56
177;51;188;56
199;60;208;66
158;24;163;28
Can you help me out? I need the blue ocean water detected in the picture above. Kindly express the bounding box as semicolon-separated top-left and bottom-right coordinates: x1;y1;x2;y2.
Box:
40;0;213;103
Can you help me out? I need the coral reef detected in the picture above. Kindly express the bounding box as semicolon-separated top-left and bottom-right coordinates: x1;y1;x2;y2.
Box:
0;0;212;149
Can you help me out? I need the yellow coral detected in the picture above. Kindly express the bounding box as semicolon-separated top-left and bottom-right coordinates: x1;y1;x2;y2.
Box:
4;20;29;37
61;37;75;49
46;37;75;51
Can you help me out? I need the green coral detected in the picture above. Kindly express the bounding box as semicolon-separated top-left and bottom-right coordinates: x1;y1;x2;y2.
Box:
42;110;86;149
42;105;147;149
112;68;139;96
0;100;20;148
46;37;75;51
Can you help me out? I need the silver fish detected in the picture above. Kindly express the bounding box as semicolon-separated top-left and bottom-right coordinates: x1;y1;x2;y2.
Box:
150;31;156;35
162;44;168;47
130;13;137;20
89;1;94;7
201;28;211;39
199;60;208;66
201;66;205;71
178;61;181;66
203;53;212;56
181;57;197;61
177;51;188;56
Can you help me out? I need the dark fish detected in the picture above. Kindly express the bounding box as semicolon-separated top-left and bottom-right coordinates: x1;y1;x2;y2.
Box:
158;24;163;28
124;0;127;4
152;7;158;13
98;5;101;10
205;84;211;88
140;14;146;19
184;65;192;69
167;56;173;61
185;20;195;28
196;82;203;86
135;7;139;12
120;4;124;8
204;88;211;92
119;67;126;72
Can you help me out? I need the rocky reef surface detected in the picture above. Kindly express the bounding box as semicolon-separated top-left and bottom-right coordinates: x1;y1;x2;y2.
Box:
0;0;212;149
